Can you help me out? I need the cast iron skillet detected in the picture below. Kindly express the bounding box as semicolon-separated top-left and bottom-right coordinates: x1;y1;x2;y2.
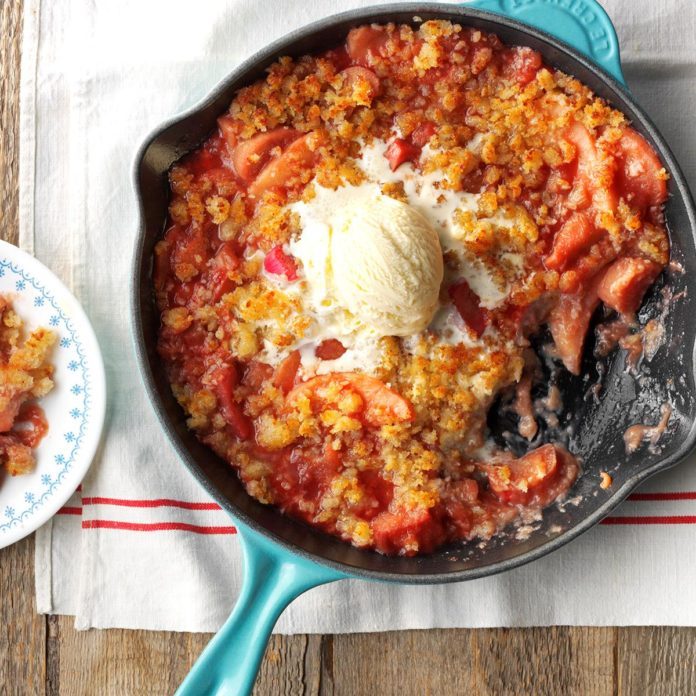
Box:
131;1;696;693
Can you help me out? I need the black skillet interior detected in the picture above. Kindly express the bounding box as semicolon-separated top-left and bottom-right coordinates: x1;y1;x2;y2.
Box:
132;3;696;582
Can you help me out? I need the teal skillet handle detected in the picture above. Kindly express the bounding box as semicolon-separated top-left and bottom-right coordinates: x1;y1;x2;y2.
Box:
465;0;627;87
175;522;348;696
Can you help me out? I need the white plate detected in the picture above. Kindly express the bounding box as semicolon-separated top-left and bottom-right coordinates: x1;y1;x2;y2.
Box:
0;240;106;549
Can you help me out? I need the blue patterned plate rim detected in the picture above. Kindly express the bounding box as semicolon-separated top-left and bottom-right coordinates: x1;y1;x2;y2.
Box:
0;240;106;549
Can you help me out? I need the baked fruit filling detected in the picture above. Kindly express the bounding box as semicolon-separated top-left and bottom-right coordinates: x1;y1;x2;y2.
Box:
155;21;669;556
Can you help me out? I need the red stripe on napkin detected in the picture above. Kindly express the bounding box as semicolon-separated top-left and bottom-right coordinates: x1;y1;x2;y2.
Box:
627;492;696;501
74;491;696;511
82;496;221;511
59;494;696;530
602;515;696;525
60;510;696;532
82;519;236;534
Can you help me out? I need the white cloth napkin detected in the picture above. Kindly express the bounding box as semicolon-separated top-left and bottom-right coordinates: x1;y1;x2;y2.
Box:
26;0;696;632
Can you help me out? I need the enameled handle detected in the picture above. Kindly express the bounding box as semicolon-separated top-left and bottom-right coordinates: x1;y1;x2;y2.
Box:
465;0;627;86
175;524;346;696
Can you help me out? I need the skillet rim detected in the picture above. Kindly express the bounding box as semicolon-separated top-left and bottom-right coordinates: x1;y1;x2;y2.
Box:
130;2;696;583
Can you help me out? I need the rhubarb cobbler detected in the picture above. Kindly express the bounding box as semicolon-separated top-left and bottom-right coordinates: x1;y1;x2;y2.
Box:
154;21;670;555
0;298;55;477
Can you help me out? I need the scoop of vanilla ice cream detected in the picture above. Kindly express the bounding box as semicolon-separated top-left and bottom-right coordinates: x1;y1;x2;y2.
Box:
329;196;443;336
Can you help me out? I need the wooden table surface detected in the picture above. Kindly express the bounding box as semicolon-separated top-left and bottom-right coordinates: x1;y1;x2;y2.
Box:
1;1;695;694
